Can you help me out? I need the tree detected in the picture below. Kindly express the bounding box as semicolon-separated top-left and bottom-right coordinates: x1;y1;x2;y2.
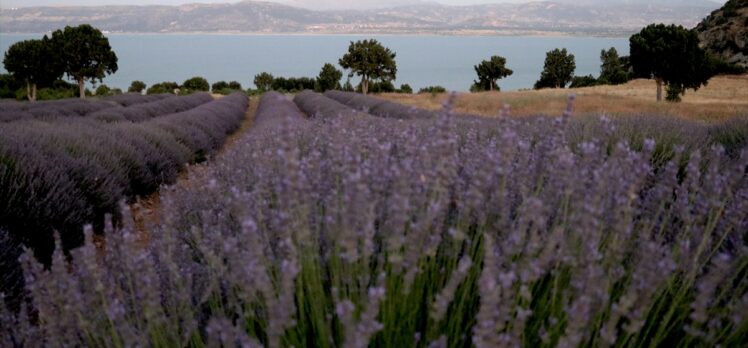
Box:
569;75;598;88
147;81;179;95
254;72;274;91
52;24;118;99
534;48;576;89
317;63;343;92
339;39;397;95
473;55;513;91
3;36;63;101
182;76;209;93
599;47;630;85
228;81;242;90
128;80;146;93
95;84;111;96
399;84;413;94
212;81;229;92
630;24;714;102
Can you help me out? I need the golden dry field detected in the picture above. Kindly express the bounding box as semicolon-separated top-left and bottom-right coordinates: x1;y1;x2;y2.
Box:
379;74;748;122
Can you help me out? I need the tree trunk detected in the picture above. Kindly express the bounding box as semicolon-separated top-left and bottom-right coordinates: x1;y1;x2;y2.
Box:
25;82;37;102
78;78;86;99
362;76;369;95
656;78;663;102
489;81;494;91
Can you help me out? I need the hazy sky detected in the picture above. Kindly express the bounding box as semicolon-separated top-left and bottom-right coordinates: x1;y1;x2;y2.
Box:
0;0;725;9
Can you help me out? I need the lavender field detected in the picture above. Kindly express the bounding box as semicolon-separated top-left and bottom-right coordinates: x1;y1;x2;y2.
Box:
1;91;747;347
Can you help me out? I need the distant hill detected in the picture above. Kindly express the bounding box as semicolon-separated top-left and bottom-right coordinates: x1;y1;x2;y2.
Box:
0;0;721;36
695;0;748;67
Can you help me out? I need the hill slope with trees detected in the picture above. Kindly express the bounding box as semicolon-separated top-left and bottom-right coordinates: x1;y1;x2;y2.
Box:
696;0;748;68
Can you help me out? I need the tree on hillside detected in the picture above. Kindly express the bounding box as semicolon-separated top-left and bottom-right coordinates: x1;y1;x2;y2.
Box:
630;24;714;102
534;48;576;89
182;76;210;93
254;72;274;92
599;47;630;85
128;80;147;94
339;39;397;95
228;81;242;90
52;24;118;99
3;36;63;101
473;55;513;92
317;63;343;92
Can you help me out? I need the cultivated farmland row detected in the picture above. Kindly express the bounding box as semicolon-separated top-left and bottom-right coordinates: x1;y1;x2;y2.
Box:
2;91;745;347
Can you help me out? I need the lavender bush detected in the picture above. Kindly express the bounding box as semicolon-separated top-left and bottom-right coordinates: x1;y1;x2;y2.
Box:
89;92;214;122
1;92;745;347
103;93;175;107
325;90;435;120
0;93;247;285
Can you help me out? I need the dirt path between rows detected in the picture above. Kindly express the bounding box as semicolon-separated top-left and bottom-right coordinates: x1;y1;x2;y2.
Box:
129;96;258;239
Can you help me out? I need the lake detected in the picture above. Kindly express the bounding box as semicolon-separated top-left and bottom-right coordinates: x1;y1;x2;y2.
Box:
0;34;629;92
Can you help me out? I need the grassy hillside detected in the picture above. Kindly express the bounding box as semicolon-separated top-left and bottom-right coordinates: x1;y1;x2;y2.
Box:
380;75;748;121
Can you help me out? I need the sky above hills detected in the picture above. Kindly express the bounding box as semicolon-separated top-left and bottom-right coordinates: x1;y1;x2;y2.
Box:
0;0;727;9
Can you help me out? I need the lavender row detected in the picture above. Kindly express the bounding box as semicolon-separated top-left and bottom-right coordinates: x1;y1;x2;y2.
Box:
324;90;435;120
3;95;745;346
0;93;247;282
102;92;175;107
88;92;214;122
0;98;118;122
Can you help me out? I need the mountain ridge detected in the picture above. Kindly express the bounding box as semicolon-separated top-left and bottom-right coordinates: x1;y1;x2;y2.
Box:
0;0;722;36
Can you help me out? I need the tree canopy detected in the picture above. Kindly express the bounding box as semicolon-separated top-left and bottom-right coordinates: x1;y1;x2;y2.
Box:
534;48;576;89
630;23;714;102
339;39;397;95
182;76;210;93
51;24;118;99
317;63;343;92
254;72;274;92
598;47;630;85
473;55;513;92
128;80;147;94
3;36;63;101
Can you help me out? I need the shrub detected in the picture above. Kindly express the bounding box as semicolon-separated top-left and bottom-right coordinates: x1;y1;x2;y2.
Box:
128;80;146;93
181;77;210;94
398;84;413;94
146;81;179;95
418;85;447;94
569;75;599;88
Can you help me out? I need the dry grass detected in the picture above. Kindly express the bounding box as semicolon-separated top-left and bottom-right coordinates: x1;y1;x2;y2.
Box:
379;75;748;122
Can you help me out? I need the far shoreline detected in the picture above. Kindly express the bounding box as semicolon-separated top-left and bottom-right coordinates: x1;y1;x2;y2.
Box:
0;30;635;39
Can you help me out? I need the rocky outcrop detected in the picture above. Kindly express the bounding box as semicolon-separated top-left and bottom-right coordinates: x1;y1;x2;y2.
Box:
696;0;748;68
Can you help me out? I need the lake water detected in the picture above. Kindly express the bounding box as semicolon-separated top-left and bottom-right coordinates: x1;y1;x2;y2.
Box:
0;34;628;92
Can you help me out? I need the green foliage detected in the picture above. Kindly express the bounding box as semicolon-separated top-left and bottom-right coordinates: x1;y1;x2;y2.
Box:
128;80;146;93
211;81;243;95
94;84;111;96
2;36;64;101
51;24;118;99
0;74;22;99
598;47;630;85
339;39;397;94
534;48;576;89
316;63;343;92
271;77;316;92
418;86;447;94
146;82;179;95
254;72;274;91
630;23;715;102
473;55;513;91
181;76;210;93
228;81;242;90
569;75;599;88
398;84;413;94
357;80;395;94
